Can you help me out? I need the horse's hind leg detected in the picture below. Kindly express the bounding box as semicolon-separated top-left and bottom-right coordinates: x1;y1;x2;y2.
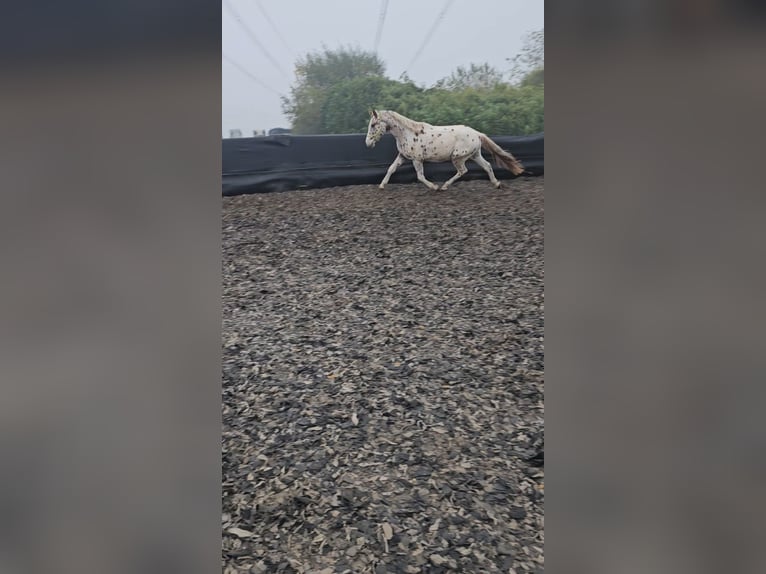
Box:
412;159;439;191
379;153;404;189
472;151;501;188
441;156;469;190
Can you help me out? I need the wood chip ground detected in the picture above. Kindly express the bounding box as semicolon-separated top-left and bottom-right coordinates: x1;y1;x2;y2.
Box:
223;177;544;573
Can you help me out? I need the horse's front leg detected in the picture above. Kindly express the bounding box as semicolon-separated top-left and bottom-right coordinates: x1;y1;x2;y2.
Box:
379;153;404;189
412;159;439;191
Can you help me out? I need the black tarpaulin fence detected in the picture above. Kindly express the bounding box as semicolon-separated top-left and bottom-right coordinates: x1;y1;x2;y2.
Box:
222;132;543;196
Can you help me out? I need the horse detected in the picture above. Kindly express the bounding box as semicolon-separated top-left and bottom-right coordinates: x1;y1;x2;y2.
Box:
364;109;525;191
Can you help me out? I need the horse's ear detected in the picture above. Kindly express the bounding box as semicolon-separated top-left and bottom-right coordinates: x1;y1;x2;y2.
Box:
372;109;378;119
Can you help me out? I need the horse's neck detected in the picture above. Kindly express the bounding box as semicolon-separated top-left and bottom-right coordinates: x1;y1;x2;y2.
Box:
389;123;410;140
385;114;415;140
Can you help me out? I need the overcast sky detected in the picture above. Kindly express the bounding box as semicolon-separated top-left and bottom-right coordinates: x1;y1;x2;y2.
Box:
222;0;543;136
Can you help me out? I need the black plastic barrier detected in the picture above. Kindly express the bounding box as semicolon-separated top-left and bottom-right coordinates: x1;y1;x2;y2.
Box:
222;132;543;196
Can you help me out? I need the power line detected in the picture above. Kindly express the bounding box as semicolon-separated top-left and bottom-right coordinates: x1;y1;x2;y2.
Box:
403;0;455;75
223;0;290;82
255;0;295;59
373;0;389;54
223;53;281;95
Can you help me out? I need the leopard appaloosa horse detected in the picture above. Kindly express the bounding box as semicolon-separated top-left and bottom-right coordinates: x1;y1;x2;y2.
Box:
365;109;524;191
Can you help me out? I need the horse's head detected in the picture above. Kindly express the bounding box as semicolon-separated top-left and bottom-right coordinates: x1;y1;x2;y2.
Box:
365;109;388;148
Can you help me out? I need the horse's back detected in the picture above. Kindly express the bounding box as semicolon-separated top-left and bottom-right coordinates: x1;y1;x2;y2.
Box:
429;124;482;145
426;124;478;138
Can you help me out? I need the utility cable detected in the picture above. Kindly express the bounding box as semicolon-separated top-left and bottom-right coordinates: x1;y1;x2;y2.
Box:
223;52;281;95
255;0;295;59
403;0;455;75
373;0;389;54
223;0;291;82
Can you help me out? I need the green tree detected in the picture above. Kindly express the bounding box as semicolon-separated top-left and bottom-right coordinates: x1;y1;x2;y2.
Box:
508;29;544;85
321;76;424;133
435;63;504;90
520;68;544;87
282;46;386;133
282;46;543;135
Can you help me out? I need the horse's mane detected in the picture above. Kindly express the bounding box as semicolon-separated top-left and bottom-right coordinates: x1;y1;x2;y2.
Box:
381;110;428;132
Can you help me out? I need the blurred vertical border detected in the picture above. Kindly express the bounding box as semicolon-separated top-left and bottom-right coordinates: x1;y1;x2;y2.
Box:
546;1;766;573
0;1;221;573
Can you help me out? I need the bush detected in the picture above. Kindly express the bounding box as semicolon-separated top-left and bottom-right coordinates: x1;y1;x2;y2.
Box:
318;81;542;135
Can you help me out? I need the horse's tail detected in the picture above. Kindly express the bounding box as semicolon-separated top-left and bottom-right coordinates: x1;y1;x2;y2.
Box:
479;134;525;176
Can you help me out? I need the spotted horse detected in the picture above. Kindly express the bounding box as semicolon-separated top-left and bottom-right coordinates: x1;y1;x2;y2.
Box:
365;109;525;191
